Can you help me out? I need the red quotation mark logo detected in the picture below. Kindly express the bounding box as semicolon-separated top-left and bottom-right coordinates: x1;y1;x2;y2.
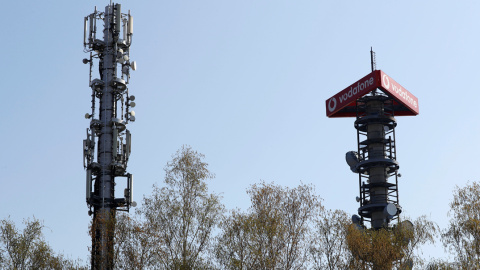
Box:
328;97;337;112
382;74;390;90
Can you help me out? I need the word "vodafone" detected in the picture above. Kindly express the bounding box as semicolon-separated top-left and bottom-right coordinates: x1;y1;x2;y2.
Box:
382;74;418;109
338;76;374;104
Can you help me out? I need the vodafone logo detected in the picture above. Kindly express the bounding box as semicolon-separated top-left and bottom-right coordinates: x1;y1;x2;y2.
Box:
382;73;418;109
328;97;337;112
382;74;390;90
326;70;419;117
327;76;374;114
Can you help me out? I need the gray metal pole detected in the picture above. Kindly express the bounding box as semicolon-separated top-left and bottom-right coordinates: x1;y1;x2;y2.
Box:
83;3;136;269
91;5;116;269
365;99;388;229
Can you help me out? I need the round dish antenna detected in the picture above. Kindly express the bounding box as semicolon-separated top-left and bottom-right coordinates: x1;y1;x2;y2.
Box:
345;151;359;173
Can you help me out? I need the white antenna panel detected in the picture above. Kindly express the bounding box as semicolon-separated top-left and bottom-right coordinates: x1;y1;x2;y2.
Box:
89;14;95;40
84;17;88;45
128;15;133;35
128;174;133;204
123;18;127;41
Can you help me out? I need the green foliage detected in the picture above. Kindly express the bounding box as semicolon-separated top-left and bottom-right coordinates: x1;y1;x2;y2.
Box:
399;216;438;268
215;182;321;270
442;181;480;268
0;217;43;269
426;259;458;270
113;213;158;269
0;217;86;270
114;145;224;270
345;215;437;270
3;145;446;269
309;209;350;270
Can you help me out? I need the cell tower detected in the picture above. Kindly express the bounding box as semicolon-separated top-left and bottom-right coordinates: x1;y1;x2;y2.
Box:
82;3;136;269
325;50;418;265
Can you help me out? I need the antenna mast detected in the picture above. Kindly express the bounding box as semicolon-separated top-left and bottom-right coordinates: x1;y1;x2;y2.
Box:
326;49;420;268
370;47;376;72
83;3;136;269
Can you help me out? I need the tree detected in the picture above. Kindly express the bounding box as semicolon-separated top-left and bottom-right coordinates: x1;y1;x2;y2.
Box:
442;181;480;268
115;145;224;269
113;213;158;269
214;209;253;270
396;216;438;269
425;259;458;270
345;216;438;270
0;217;86;270
215;182;321;270
309;209;350;270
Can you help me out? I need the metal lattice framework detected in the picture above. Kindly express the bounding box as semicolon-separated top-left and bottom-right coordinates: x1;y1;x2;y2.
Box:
354;93;401;229
326;49;420;268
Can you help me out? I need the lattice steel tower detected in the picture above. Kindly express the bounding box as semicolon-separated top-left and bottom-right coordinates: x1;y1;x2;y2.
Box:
326;50;418;230
325;50;419;267
82;3;136;269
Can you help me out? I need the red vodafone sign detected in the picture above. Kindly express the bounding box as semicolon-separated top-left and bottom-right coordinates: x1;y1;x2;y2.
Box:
325;70;419;117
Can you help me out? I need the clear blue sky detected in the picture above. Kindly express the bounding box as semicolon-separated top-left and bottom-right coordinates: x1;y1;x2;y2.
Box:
1;0;479;263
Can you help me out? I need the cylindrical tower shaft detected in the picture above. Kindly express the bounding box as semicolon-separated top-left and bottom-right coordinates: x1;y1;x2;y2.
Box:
354;95;400;230
91;5;116;269
365;99;388;229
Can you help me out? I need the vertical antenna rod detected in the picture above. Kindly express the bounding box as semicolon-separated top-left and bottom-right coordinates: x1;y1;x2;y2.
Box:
83;3;136;269
370;47;376;72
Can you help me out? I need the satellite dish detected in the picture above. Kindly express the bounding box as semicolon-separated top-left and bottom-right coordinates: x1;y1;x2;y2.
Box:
400;220;414;233
82;58;90;64
352;214;361;224
345;151;359;173
130;110;135;117
123;55;129;62
131;201;137;207
384;203;397;216
131;61;137;71
85;113;91;119
129;101;136;108
129;95;135;101
356;196;360;202
398;220;414;243
130;116;135;122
